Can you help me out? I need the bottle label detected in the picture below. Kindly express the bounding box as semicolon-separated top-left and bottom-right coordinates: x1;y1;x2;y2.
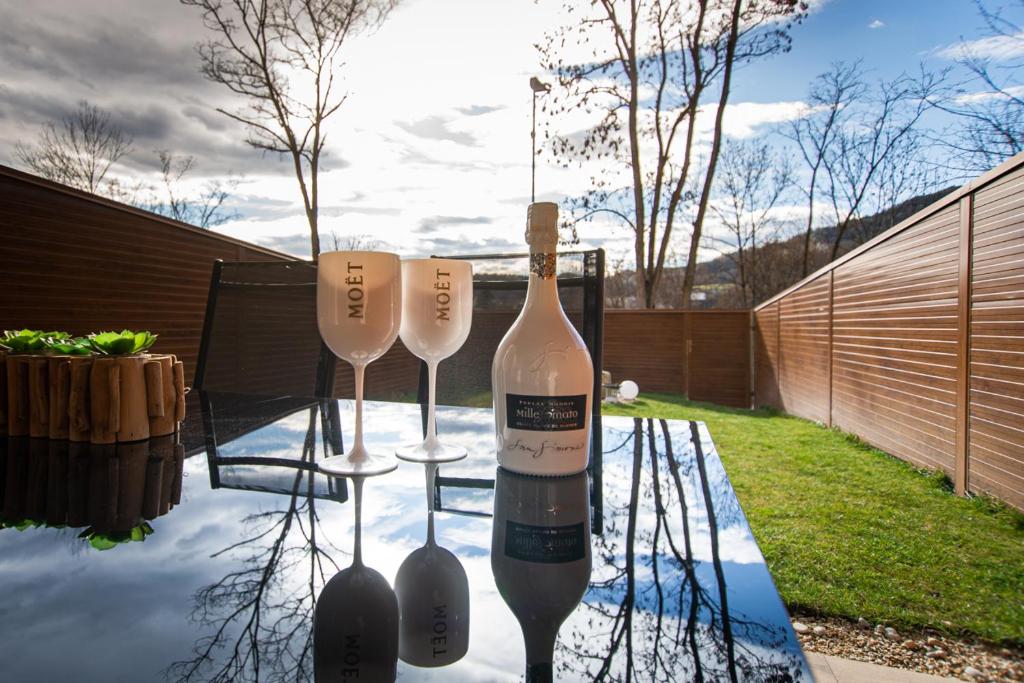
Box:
505;521;585;563
506;394;586;431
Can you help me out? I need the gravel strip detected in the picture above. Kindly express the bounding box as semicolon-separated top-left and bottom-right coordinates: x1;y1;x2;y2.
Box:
791;615;1023;682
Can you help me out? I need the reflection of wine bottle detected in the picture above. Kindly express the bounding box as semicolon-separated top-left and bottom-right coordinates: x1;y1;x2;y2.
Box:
491;467;591;683
315;477;399;683
491;202;593;476
395;463;470;667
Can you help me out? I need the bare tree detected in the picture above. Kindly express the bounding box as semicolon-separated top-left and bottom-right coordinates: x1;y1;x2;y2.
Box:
325;229;381;251
785;61;864;277
181;0;398;260
820;70;942;259
147;150;241;228
540;0;805;308
15;100;133;195
707;139;795;307
929;0;1024;173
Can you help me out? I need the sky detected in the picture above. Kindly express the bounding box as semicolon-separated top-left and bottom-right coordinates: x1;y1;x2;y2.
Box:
0;0;1016;263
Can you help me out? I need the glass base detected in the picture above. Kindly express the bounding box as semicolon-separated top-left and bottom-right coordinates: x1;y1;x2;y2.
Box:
319;451;398;477
396;440;468;464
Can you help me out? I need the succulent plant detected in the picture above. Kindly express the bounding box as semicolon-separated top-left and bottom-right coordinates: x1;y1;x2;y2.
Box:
43;335;94;356
0;329;69;353
79;522;154;550
87;330;158;355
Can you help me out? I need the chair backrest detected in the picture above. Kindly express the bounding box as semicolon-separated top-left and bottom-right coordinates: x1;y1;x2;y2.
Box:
194;260;336;397
418;249;604;414
201;391;348;503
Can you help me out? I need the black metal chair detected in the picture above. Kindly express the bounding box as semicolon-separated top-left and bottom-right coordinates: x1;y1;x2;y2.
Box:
201;391;348;503
193;260;336;398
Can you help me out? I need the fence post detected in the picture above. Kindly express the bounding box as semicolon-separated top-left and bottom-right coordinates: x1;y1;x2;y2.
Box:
827;271;834;428
954;195;974;496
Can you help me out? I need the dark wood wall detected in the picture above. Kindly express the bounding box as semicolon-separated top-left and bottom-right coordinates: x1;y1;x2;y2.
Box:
753;152;1024;511
0;166;283;379
602;310;750;407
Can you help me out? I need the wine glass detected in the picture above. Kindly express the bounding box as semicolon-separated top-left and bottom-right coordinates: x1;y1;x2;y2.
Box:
394;463;470;666
317;251;402;477
314;476;399;680
395;258;473;463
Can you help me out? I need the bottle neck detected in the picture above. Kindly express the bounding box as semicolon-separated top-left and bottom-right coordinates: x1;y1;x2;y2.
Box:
525;251;560;309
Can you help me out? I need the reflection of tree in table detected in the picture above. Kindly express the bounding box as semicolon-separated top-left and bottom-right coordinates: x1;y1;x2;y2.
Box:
167;406;343;683
558;418;803;682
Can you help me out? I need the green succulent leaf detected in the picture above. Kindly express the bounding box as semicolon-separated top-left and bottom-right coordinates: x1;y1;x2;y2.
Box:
88;330;158;355
81;523;154;551
44;335;93;355
0;329;46;353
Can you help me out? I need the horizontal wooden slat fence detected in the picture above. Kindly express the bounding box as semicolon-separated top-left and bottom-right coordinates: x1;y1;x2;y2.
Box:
0;166;753;412
753;152;1024;511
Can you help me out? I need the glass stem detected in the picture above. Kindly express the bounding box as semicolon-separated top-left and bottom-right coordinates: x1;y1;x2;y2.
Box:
352;476;364;567
424;360;439;449
425;462;437;547
353;362;365;457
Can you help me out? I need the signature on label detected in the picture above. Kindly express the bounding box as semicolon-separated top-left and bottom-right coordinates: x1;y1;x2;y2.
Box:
505;438;584;459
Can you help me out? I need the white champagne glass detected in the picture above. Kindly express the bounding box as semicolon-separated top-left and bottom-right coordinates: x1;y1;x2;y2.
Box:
317;251;402;476
396;258;473;463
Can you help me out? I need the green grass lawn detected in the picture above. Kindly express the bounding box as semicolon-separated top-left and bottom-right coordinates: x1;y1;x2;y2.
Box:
603;393;1024;646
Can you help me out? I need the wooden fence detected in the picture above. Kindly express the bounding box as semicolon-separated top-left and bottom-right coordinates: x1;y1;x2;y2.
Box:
0;166;752;409
603;310;750;407
753;152;1024;511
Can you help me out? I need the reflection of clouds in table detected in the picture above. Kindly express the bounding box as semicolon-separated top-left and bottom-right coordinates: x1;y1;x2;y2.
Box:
0;400;808;682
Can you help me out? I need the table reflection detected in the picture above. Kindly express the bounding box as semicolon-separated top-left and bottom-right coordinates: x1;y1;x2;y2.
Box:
0;393;810;682
2;435;183;549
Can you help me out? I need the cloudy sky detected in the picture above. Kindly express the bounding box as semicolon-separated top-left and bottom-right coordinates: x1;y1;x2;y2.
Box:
0;0;1015;262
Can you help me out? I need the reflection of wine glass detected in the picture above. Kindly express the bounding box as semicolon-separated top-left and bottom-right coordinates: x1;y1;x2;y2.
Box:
394;463;470;667
317;251;402;477
491;467;592;683
396;258;473;463
314;477;399;682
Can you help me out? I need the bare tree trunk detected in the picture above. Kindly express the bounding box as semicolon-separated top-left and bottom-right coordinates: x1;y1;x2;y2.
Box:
682;0;742;307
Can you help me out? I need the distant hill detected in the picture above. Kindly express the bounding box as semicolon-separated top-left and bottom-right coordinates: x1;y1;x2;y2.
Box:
606;186;958;309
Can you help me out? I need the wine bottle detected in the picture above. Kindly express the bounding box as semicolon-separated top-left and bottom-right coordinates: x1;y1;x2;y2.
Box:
491;202;594;476
491;467;592;683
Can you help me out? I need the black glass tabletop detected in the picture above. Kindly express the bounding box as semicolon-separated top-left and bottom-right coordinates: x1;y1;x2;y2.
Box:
0;392;810;682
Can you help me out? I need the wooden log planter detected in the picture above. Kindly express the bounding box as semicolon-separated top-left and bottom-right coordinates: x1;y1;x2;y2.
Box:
1;331;186;443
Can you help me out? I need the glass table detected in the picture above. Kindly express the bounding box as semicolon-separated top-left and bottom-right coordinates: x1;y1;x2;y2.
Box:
0;392;811;682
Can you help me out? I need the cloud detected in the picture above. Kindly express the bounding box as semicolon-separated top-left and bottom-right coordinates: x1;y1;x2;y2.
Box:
868;19;885;29
936;31;1024;61
721;100;811;138
456;104;505;117
416;215;493;234
395;115;477;146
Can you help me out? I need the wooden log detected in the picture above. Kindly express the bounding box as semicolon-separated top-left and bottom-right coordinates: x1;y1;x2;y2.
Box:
48;357;71;440
86;444;118;531
146;355;178;437
66;441;90;527
173;358;186;423
25;438;49;520
67;357;93;442
3;437;29;520
89;359;120;444
27;357;49;438
159;439;176;516
0;350;7;436
0;434;6;510
6;356;30;437
172;442;184;506
114;442;148;532
46;440;69;525
142;445;165;521
116;356;150;443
